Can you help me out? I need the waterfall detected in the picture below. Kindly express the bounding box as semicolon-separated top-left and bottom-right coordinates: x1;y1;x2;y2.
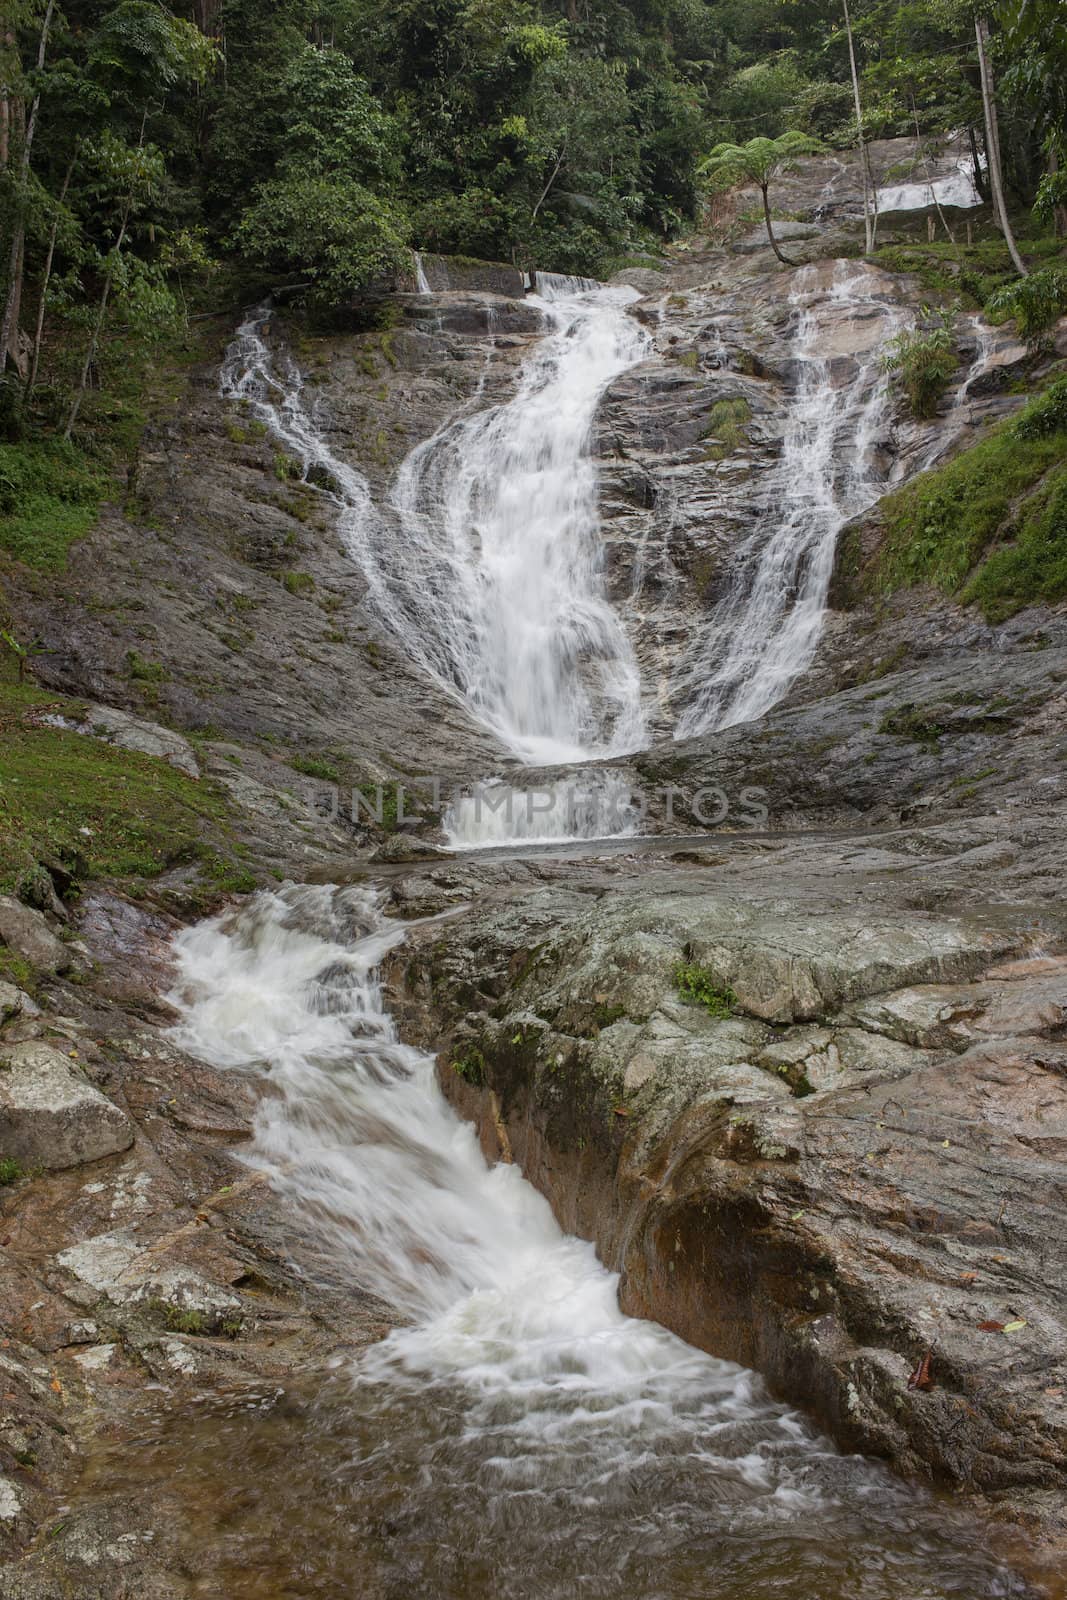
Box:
219;304;386;557
220;285;649;767
163;885;1025;1597
673;263;904;738
385;279;650;764
413;250;432;294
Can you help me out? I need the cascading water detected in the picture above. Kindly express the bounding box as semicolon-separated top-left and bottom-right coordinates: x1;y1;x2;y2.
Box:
156;883;1026;1598
442;770;639;849
673;262;905;738
220;284;649;769
387;277;649;765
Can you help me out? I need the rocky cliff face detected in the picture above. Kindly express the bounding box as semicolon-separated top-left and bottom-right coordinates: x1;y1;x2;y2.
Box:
387;834;1067;1582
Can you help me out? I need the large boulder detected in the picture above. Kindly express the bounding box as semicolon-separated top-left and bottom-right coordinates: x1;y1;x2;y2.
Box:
0;897;72;976
0;1042;134;1169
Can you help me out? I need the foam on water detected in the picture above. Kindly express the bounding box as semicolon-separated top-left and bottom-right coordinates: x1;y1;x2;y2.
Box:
163;885;1026;1598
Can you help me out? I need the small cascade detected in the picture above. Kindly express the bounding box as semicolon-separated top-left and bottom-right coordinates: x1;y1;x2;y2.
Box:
534;269;603;298
413;250;432;294
162;884;1027;1598
443;771;639;849
219;306;381;538
672;262;905;738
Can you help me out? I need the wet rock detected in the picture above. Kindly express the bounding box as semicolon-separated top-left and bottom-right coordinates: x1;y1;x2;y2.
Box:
0;1042;134;1169
0;983;40;1023
732;221;823;253
0;899;73;977
75;705;200;779
610;267;669;294
394;853;1067;1552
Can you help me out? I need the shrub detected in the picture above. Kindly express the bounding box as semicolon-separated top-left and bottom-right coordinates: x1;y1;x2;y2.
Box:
1015;375;1067;440
673;964;736;1017
986;268;1067;350
0;440;107;569
881;315;959;419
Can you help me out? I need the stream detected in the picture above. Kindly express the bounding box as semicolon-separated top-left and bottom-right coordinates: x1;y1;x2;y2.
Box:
94;882;1024;1600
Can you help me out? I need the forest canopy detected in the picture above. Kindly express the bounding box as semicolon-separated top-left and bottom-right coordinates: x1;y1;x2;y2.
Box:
1;0;1065;440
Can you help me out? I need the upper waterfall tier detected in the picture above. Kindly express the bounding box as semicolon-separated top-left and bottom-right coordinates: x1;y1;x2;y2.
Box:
219;262;1008;764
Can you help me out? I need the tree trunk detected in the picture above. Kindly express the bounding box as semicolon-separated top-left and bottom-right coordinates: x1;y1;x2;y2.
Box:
64;204;131;440
27;148;75;396
969;124;991;201
842;0;873;254
531;143;567;222
1049;148;1067;239
761;185;796;266
974;15;1028;276
0;0;56;374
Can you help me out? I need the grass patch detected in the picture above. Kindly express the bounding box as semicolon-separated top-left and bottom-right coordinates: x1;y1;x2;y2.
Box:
354;780;402;831
0;1156;25;1186
0;439;108;569
0;668;242;900
879;704;945;747
674;963;736;1018
870;234;1066;309
870;376;1067;616
290;753;339;783
282;570;314;596
702;396;752;459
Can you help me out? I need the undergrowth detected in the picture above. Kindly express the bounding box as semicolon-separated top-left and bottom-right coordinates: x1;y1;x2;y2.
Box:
870;375;1067;618
0;666;245;901
674;963;736;1017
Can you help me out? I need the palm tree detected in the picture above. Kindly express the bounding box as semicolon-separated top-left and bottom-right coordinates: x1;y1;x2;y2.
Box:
699;132;826;266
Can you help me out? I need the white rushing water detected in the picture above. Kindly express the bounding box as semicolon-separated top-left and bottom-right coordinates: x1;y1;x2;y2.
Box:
165;886;1025;1598
388;276;649;764
221;283;649;768
673;262;904;738
442;771;639;849
170;884;807;1393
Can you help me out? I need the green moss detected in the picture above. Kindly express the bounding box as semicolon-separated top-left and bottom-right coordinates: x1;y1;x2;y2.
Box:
290;753;339;783
871;377;1067;612
0;670;241;899
0;440;108;569
674;963;736;1017
0;947;36;990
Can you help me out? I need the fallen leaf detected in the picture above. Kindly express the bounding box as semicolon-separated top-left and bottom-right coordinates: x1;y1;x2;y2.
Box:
50;1378;63;1394
1043;1387;1063;1398
790;1210;805;1221
978;1320;1004;1332
1002;1319;1027;1333
908;1350;934;1391
959;1272;978;1284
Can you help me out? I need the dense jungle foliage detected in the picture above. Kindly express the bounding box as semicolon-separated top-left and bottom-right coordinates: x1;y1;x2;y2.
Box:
0;0;1065;451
